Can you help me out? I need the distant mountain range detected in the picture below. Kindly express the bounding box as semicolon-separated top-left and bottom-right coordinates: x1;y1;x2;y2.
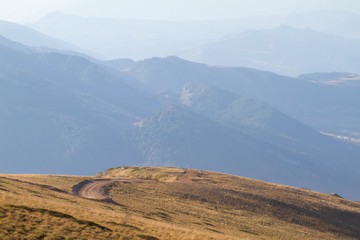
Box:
1;31;360;199
28;11;244;60
26;10;360;77
0;19;96;56
283;10;360;39
181;25;360;76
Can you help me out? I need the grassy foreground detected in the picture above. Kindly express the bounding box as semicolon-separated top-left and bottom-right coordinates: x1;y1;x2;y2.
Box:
1;167;360;239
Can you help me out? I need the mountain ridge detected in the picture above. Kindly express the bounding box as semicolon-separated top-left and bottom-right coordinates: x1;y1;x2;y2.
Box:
129;56;360;133
0;19;95;56
0;35;161;174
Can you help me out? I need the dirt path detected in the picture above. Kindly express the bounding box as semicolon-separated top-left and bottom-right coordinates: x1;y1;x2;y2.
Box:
72;179;128;204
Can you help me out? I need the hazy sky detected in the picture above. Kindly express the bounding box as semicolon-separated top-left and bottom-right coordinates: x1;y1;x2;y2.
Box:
1;0;360;23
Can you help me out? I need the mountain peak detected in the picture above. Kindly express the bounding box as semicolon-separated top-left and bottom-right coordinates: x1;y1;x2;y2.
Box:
38;11;80;21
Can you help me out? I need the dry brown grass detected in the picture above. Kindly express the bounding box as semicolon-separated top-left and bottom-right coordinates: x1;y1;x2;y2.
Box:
1;167;360;239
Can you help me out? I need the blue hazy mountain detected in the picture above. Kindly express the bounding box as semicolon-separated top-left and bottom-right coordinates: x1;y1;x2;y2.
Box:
180;83;329;148
28;10;360;64
283;10;360;39
0;35;160;174
130;56;360;133
197;25;360;76
180;83;360;170
0;19;88;54
103;58;136;71
28;11;245;60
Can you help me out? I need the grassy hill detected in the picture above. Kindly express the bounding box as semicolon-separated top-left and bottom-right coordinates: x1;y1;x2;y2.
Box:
1;167;360;239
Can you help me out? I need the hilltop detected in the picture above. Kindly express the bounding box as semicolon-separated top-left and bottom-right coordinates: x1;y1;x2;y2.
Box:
1;167;360;239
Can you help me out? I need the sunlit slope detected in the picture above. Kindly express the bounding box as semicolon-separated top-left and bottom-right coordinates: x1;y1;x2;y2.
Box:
1;167;360;239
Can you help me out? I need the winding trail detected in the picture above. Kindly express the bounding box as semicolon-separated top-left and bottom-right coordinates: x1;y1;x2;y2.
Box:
72;179;128;205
